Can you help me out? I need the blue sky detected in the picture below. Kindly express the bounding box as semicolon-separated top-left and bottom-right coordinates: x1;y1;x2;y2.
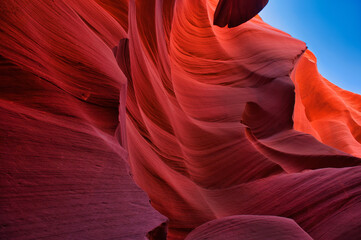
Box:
260;0;361;94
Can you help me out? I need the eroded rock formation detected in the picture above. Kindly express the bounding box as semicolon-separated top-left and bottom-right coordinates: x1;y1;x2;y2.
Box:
1;0;360;239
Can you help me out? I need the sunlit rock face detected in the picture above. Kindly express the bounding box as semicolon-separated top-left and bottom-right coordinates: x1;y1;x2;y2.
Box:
292;50;361;158
1;0;361;239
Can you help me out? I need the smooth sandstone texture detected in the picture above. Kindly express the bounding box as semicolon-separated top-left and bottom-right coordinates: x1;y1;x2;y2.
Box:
185;215;313;240
292;50;361;158
0;1;166;239
1;0;361;239
214;0;269;27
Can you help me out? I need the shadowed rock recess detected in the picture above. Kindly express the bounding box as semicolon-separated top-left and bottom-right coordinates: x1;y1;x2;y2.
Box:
1;0;360;239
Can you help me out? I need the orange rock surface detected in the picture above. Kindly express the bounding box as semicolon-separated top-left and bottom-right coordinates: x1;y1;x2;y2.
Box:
1;0;360;239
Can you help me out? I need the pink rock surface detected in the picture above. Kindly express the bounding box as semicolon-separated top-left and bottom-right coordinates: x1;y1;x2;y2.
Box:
0;1;165;239
1;0;360;239
185;215;312;240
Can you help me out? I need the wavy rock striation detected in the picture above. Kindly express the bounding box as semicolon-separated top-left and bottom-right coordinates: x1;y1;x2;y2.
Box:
1;0;360;239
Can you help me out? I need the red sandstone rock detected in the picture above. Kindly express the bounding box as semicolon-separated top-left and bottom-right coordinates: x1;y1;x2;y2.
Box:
214;0;269;27
1;0;360;239
0;1;165;239
185;215;312;240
